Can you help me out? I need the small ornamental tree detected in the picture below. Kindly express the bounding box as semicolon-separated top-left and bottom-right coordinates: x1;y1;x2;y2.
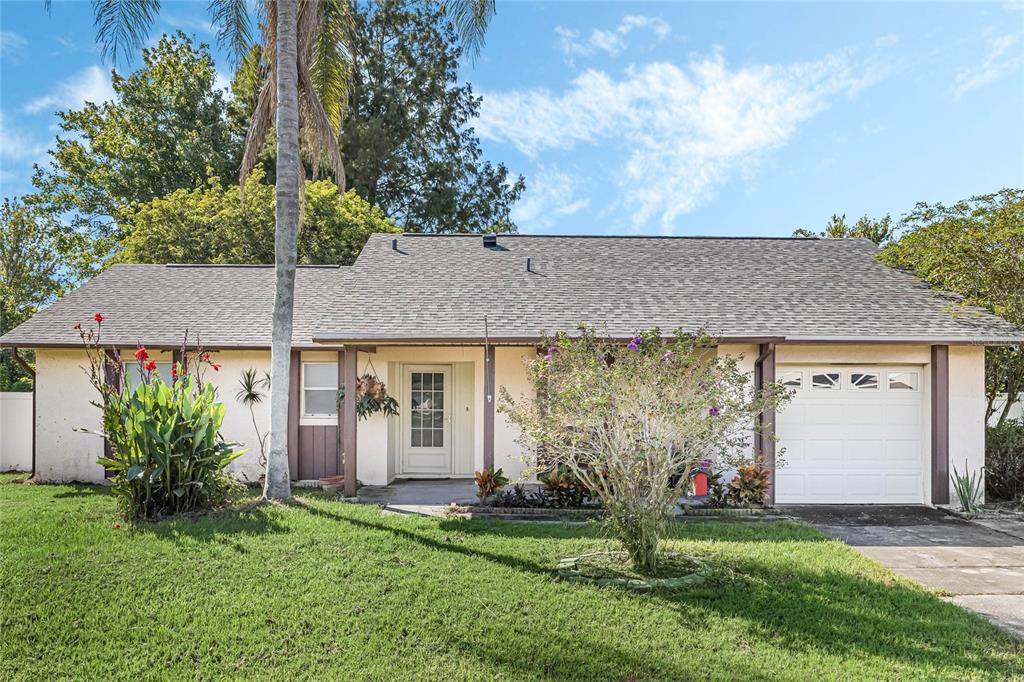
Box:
500;326;789;573
76;315;244;519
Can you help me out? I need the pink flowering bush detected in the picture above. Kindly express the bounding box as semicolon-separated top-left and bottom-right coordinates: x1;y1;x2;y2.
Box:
500;325;788;573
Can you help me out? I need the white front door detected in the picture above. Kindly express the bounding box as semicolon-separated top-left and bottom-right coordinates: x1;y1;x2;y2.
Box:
401;365;452;475
775;365;926;504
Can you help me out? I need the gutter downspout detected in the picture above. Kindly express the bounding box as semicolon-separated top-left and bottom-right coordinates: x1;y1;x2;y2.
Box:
8;348;36;479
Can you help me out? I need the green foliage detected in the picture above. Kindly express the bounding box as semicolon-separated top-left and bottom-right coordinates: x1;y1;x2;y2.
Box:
501;325;789;572
33;33;240;248
540;466;592;508
474;466;509;503
985;419;1024;502
793;213;896;245
236;368;271;471
338;373;401;421
727;463;771;507
119;167;399;265
94;369;244;519
1;198;94;390
340;1;523;233
951;461;984;517
880;189;1024;424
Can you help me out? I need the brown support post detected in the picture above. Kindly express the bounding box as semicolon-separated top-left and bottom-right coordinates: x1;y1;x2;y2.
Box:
931;345;950;505
342;348;358;497
103;349;121;478
483;345;495;472
756;343;777;506
287;350;300;480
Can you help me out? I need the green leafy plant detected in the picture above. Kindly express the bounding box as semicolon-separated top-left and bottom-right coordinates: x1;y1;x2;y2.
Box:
985;419;1024;502
704;469;729;509
236;368;271;473
501;325;789;573
540;466;591;508
951;461;984;517
727;463;771;507
76;315;244;519
338;371;400;420
474;466;509;503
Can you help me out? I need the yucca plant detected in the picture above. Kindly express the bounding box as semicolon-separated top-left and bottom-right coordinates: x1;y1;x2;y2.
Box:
951;460;984;518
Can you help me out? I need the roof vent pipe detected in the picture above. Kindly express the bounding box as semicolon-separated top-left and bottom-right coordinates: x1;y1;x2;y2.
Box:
482;234;497;248
526;257;532;273
391;238;398;251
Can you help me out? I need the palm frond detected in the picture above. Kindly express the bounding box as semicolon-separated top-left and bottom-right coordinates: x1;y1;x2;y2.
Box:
92;0;161;64
208;0;253;64
445;0;495;59
310;0;351;133
239;74;276;196
298;57;346;190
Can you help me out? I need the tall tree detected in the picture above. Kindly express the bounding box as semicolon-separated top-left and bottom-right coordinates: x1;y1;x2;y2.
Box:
89;0;496;500
880;189;1024;424
33;33;240;250
343;0;523;232
0;198;90;390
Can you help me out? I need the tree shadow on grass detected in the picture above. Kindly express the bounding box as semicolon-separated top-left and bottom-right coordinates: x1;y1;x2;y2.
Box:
295;499;1022;679
53;485;111;499
129;499;291;550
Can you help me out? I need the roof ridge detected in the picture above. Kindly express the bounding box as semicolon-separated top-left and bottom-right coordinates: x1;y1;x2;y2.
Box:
394;233;826;240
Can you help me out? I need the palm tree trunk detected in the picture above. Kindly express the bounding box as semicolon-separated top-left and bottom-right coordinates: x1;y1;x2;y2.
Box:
264;0;300;500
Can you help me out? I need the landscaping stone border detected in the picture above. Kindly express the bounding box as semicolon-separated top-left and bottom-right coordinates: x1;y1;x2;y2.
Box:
678;506;777;516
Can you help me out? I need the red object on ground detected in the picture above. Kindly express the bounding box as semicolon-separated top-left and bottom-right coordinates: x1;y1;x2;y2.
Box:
693;472;708;497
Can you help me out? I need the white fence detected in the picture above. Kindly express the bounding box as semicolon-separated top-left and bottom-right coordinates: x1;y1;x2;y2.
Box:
0;392;32;472
990;393;1023;426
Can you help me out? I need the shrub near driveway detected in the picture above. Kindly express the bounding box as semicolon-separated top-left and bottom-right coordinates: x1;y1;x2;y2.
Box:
1;483;1021;681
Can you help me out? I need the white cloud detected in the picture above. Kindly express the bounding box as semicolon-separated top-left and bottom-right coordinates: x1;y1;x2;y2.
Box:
0;112;49;163
479;48;879;231
952;34;1022;99
556;15;671;58
511;167;590;230
23;65;115;115
214;70;232;93
1;30;27;56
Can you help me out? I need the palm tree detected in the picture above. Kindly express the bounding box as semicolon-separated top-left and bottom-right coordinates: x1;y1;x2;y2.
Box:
88;0;496;500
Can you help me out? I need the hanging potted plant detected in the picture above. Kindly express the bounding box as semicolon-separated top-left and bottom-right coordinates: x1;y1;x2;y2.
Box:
337;359;400;421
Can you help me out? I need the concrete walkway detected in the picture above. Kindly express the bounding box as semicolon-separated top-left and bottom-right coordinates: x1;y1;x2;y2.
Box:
784;505;1024;638
357;479;478;517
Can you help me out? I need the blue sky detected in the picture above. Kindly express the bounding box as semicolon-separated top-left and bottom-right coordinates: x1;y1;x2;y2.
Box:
1;1;1022;236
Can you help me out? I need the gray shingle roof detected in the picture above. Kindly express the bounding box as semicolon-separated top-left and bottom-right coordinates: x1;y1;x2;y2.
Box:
3;234;1023;349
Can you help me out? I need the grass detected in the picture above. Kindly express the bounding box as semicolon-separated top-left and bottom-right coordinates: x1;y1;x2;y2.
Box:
1;481;1021;681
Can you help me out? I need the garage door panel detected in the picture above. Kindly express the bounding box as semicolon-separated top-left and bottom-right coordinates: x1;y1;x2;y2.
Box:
775;364;924;505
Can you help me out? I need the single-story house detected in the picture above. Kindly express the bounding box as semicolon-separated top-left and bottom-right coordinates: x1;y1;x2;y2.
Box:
3;233;1022;505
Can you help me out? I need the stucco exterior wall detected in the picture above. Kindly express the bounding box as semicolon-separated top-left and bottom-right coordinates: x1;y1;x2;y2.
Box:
494;346;537;482
34;349;105;482
716;344;758;465
0;392;33;472
204;350;272;483
949;345;986;504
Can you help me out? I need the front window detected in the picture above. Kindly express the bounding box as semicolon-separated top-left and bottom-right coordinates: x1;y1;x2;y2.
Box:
124;361;173;392
811;372;841;390
303;362;338;418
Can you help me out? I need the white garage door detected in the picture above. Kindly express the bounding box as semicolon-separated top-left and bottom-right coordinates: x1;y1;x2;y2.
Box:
775;365;925;504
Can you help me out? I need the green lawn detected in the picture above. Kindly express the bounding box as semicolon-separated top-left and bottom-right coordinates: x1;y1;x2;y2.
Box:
1;480;1021;681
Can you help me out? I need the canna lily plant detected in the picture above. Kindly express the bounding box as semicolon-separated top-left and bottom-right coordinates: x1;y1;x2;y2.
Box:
76;315;245;519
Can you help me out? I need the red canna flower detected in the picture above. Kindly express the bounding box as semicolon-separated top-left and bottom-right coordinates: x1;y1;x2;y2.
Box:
201;352;210;362
144;360;157;372
134;347;149;361
171;364;178;381
94;313;104;323
212;363;221;372
73;323;82;331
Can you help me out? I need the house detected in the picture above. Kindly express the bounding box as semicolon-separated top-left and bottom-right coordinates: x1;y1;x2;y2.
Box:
3;233;1022;505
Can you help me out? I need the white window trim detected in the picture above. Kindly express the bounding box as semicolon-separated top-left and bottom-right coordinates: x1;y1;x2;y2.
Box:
810;371;842;390
301;361;339;425
850;371;880;390
887;370;920;392
778;370;803;391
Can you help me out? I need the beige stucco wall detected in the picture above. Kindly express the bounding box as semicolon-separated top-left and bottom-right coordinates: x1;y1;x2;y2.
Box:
949;345;986;505
204;350;272;483
716;344;758;464
494;346;538;482
34;349;106;482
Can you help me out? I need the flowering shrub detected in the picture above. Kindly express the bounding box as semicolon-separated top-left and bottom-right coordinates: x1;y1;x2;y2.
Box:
500;325;789;573
76;316;244;519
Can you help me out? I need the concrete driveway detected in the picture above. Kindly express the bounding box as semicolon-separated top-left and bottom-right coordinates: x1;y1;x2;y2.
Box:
783;505;1024;638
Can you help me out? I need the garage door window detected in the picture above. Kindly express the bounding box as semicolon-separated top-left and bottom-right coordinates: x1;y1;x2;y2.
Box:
811;372;841;390
888;371;919;391
778;370;802;390
850;372;879;390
